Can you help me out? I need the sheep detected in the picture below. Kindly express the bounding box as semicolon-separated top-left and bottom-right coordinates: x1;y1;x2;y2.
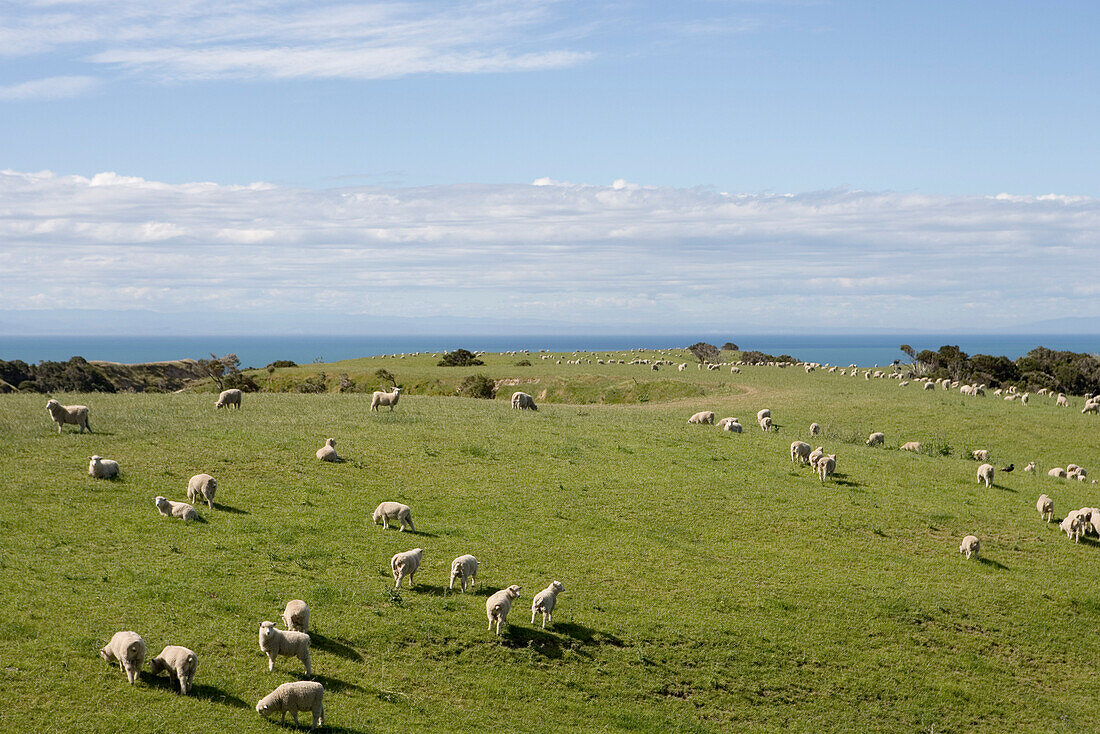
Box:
1084;402;1100;414
716;416;738;428
511;391;538;411
449;554;479;592
1067;464;1082;474
372;501;415;531
1036;494;1054;522
923;381;935;390
391;548;423;589
757;409;771;422
722;420;742;433
1061;511;1085;542
1021;393;1030;405
45;399;90;433
215;389;242;409
186;473;217;509
977;463;994;487
817;454;836;482
790;441;812;464
866;432;885;447
486;585;522;635
531;581;565;628
901;441;921;452
687;411;716;425
282;600;310;633
256;681;324;732
154;496;198;521
758;416;773;432
1024;461;1036;473
316;438;340;462
899;381;909;387
808;446;825;468
1049;467;1068;479
971;450;990;462
1057;393;1069;407
959;535;980;560
258;621;311;675
99;631;146;685
370;387;402;412
88;455;119;479
149;645;197;695
1069;466;1088;481
809;422;821;436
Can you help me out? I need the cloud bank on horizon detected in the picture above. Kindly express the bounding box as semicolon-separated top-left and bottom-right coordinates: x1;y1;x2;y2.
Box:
2;169;1097;334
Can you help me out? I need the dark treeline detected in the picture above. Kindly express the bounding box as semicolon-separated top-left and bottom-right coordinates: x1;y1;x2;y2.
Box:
0;353;255;394
903;344;1100;395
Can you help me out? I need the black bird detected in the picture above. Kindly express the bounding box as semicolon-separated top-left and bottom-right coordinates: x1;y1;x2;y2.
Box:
1000;463;1014;473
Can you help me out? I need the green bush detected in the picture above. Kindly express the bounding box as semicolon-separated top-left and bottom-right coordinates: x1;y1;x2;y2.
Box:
457;374;495;399
438;349;484;367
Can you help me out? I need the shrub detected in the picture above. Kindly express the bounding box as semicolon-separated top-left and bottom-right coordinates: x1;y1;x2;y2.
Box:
266;360;297;369
375;368;396;384
515;360;532;366
438;349;484;367
687;342;720;364
457;374;496;399
296;372;328;393
722;342;739;352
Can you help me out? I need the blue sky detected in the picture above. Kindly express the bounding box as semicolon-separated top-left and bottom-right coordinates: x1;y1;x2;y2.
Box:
1;1;1098;335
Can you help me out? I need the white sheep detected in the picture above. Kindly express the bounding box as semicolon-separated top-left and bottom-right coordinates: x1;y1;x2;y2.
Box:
257;681;324;732
372;501;415;531
449;554;479;592
1061;511;1085;542
817;454;836;482
808;446;825;468
511;391;538;411
215;389;242;409
316;438;340;462
486;585;522;636
149;645;197;695
186;473;217;509
809;422;821;436
282;599;310;633
790;441;812;464
531;581;565;628
866;432;885;447
88;455;120;479
1036;494;1054;522
258;621;311;675
154;496;198;521
687;411;716;425
1048;467;1068;479
370;387;402;412
1084;402;1099;414
46;399;90;433
923;382;935;390
100;631;146;685
758;416;773;432
716;416;738;428
1024;461;1036;473
900;441;921;452
1056;393;1069;407
722;419;742;433
391;548;423;589
971;450;990;462
757;409;771;422
977;463;994;487
959;535;980;560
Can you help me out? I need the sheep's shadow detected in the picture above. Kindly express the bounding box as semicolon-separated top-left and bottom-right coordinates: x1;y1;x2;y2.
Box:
295;672;366;694
553;621;625;648
213;502;248;514
991;484;1017;493
138;673;249;708
190;515;209;524
310;631;364;662
498;626;565;659
406;583;449;597
977;557;1009;570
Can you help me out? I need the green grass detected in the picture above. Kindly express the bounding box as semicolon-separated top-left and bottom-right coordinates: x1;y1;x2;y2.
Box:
2;353;1100;733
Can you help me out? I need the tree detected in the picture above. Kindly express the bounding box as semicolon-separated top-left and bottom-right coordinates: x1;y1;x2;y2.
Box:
899;344;915;359
687;342;720;364
722;342;739;352
438;349;484;367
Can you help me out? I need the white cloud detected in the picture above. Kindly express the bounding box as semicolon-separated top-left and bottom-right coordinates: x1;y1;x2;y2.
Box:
0;75;100;100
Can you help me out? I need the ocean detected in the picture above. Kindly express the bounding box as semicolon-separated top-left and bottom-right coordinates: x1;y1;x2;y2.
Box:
1;334;1098;369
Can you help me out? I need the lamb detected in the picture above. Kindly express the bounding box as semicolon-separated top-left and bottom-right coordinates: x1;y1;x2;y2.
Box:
531;581;565;629
1036;494;1054;522
391;548;423;589
88;455;120;479
1024;461;1036;473
511;391;538;410
757;409;771;422
256;681;324;732
1061;511;1085;542
449;554;479;592
722;420;742;433
758;416;773;432
1057;393;1069;407
716;416;738;428
1048;468;1068;479
316;438;340;462
809;422;821;436
959;535;980;560
149;645;197;695
866;432;885;447
971;450;990;462
486;585;522;635
372;501;415;531
46;399;90;433
790;441;812;464
215;389;242;409
1084;402;1100;414
258;620;311;675
977;463;994;487
154;496;198;521
100;631;146;685
282;600;310;633
901;441;921;452
186;473;217;509
808;446;825;468
817;454;836;482
687;411;716;425
370;387;402;412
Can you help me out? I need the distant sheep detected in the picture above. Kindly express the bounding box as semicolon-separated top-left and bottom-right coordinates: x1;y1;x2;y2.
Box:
1024;461;1036;473
817;454;836;482
282;600;310;633
1036;494;1054;523
316;438;340;462
100;631;146;685
866;432;885;447
901;441;921;452
149;645;197;695
88;455;119;479
1084;402;1099;414
1057;393;1069;407
257;681;324;732
258;620;311;675
486;585;522;635
186;473;217;509
391;548;423;589
809;422;821;436
790;441;812;464
959;535;980;560
215;389;242;409
46;399;90;433
722;420;742;433
977;463;994;487
511;391;538;410
449;554;479;592
757;409;771;422
372;501;415;531
688;411;715;425
971;450;990;462
154;496;198;521
531;581;565;628
370;387;402;412
1048;467;1068;479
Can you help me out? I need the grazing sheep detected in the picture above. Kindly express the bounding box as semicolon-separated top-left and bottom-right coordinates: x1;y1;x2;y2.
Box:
923;381;936;390
959;535;980;560
257;681;324;732
817;454;836;482
687;411;716;425
316;438;341;462
258;621;311;675
449;554;479;592
758;416;773;432
1061;511;1085;542
971;450;990;462
1057;393;1069;407
372;501;415;531
186;473;217;509
716;416;738;428
901;441;921;452
486;585;522;635
88;455;119;479
722;419;742;433
1084;402;1099;414
1069;466;1088;481
100;631;146;685
1049;468;1068;479
757;409;771;422
46;399;90;433
1024;461;1036;473
1036;494;1054;522
154;496;198;521
1067;464;1082;474
977;463;994;487
790;441;812;464
370;387;402;412
809;422;821;436
282;600;310;633
866;432;885;447
149;645;197;695
511;391;538;411
531;581;565;629
391;548;423;589
808;446;825;468
215;389;242;409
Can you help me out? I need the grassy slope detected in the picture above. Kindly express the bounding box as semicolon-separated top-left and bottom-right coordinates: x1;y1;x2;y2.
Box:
2;353;1099;733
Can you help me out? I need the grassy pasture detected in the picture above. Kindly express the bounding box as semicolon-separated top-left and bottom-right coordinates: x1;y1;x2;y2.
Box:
2;351;1099;733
